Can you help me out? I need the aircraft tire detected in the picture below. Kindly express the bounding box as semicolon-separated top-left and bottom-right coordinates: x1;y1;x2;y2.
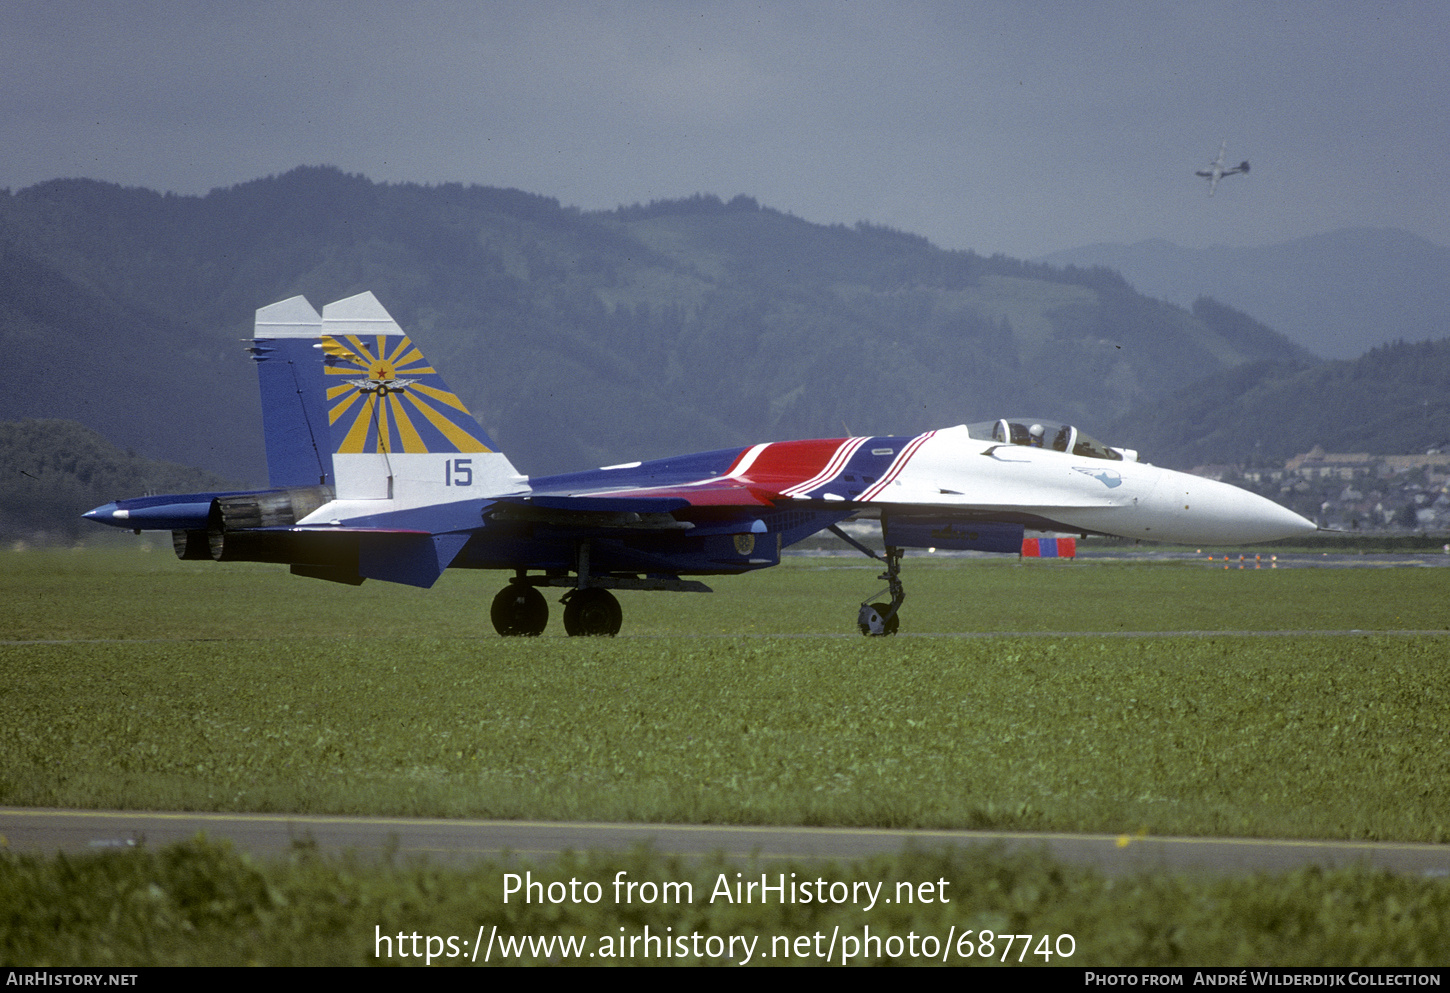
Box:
562;587;622;637
491;585;549;637
857;602;900;637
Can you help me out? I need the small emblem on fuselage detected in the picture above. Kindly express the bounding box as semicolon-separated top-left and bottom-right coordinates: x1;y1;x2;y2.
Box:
1073;467;1123;488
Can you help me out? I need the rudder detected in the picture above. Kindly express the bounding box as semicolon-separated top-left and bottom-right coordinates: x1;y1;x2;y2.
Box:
251;295;333;488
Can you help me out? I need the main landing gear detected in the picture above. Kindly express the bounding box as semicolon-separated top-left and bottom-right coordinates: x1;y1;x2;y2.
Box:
490;542;711;638
489;584;550;637
827;526;906;636
489;582;623;638
561;587;623;637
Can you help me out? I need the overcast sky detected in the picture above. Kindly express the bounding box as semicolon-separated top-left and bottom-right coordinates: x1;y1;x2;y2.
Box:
3;1;1446;259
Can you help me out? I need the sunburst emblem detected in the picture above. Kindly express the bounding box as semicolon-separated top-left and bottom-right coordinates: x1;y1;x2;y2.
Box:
322;334;490;454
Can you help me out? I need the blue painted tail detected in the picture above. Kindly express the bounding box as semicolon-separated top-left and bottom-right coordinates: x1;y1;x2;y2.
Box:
250;292;524;505
251;295;333;488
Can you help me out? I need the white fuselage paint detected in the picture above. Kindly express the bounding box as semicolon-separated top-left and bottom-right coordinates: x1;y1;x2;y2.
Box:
866;426;1314;545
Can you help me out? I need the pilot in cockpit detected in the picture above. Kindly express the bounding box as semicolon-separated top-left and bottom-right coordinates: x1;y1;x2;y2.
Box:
1027;423;1045;447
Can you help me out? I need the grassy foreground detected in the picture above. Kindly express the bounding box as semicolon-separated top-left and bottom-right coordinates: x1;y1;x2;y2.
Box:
4;839;1448;966
2;548;1449;838
5;633;1450;840
3;547;1449;967
4;544;1447;640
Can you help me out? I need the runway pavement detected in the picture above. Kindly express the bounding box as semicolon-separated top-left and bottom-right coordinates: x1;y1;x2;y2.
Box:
2;807;1447;877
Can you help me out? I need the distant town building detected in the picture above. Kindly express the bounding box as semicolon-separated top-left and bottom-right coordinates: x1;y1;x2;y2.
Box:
1283;446;1450;480
1192;447;1450;532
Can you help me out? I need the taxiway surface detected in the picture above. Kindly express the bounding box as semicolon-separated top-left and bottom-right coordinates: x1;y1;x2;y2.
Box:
3;807;1446;878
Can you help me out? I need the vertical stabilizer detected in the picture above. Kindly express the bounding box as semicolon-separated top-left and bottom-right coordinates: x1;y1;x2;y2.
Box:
317;292;524;505
252;295;332;487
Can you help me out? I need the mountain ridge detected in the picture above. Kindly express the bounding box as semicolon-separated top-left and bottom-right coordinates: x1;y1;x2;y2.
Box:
1039;228;1450;360
0;167;1433;483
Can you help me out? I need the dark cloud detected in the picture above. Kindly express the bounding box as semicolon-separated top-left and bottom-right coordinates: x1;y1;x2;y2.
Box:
3;1;1445;257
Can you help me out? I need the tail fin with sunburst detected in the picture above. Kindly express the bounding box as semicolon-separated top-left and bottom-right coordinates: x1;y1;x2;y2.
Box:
251;292;525;506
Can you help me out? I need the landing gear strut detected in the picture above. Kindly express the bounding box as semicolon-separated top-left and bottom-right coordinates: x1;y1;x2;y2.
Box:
857;547;904;636
828;525;905;636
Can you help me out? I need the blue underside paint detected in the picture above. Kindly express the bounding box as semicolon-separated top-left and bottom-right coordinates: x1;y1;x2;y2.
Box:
882;517;1025;552
358;531;471;588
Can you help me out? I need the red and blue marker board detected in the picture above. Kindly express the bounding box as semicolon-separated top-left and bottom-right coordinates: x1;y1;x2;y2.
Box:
1021;537;1076;558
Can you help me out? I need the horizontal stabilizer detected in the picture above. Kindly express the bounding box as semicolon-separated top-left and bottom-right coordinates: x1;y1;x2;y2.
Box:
358;532;471;588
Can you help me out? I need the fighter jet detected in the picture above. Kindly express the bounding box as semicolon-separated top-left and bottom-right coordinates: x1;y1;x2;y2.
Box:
84;292;1315;636
1197;140;1250;196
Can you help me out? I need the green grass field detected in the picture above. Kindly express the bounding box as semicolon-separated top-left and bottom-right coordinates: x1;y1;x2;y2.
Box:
4;544;1446;640
3;547;1448;965
3;548;1448;834
6;839;1448;967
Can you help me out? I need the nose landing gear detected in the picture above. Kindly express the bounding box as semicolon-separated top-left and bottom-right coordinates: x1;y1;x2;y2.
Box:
856;546;904;636
828;525;905;636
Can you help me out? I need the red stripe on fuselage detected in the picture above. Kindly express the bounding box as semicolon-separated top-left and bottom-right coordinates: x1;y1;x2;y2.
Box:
731;438;853;488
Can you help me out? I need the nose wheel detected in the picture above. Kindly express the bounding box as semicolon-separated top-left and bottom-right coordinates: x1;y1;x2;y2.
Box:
828;526;906;636
858;601;901;636
856;546;905;636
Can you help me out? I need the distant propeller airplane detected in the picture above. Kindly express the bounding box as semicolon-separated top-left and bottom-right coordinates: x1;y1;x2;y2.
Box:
1197;140;1250;196
85;292;1315;636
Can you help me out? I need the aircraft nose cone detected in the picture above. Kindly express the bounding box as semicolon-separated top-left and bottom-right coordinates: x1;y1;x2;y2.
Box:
1141;472;1317;545
82;502;126;526
1251;497;1318;542
1192;482;1317;544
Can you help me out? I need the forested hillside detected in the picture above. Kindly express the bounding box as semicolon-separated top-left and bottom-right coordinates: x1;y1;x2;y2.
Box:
0;419;237;540
1110;338;1450;469
1040;229;1450;360
0;167;1313;482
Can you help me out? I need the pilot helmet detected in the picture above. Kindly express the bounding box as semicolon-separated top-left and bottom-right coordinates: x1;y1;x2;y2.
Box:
1029;423;1045;442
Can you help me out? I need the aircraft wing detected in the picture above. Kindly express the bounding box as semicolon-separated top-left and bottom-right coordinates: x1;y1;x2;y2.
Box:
505;436;878;516
508;479;779;511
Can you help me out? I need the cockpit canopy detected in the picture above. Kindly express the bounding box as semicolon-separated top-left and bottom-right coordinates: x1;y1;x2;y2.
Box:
964;419;1134;462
